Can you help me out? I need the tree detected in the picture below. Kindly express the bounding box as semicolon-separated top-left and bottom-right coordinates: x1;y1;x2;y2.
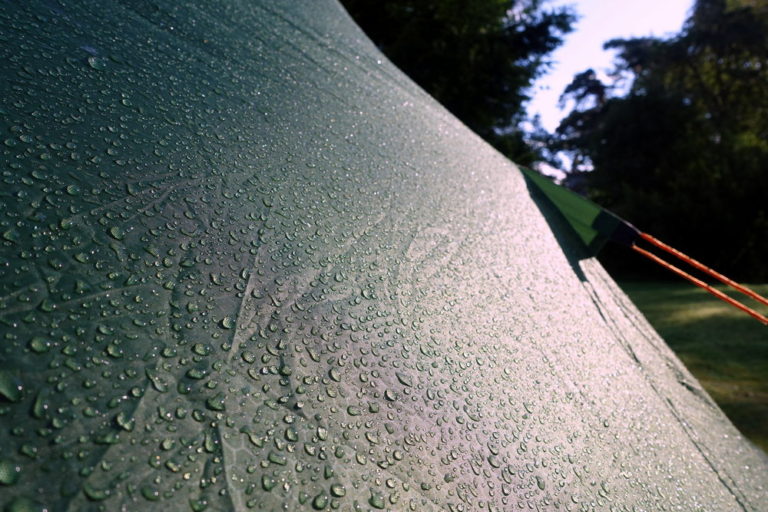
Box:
341;0;574;165
555;0;768;280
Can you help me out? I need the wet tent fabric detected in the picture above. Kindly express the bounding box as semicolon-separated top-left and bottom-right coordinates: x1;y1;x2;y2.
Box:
0;1;766;511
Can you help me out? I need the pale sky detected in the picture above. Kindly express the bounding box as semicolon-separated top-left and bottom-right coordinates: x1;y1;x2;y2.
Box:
528;0;694;133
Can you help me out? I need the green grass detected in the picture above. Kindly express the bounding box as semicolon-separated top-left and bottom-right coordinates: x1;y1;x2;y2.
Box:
619;281;768;454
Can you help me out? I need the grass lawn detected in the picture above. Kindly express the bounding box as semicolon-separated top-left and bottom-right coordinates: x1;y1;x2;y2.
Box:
619;281;768;454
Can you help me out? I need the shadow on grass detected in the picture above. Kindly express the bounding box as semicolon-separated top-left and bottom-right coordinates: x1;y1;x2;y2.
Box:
718;400;768;453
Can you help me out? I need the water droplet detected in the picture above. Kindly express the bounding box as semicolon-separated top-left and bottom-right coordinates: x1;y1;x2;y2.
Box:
312;492;329;510
31;392;48;419
0;371;22;402
38;299;56;313
368;491;386;509
28;337;51;354
205;393;226;411
2;229;20;243
186;368;208;380
192;343;211;356
115;411;135;431
4;497;46;512
82;481;110;501
268;451;287;465
108;226;125;240
395;372;412;387
87;56;108;70
0;459;21;485
262;475;276;491
146;368;168;393
141;486;160;501
189;499;208;512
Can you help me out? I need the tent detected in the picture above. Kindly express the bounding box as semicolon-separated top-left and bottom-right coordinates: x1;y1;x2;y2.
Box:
0;0;766;510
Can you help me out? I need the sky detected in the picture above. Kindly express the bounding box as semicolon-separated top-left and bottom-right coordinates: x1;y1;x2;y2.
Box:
528;0;694;133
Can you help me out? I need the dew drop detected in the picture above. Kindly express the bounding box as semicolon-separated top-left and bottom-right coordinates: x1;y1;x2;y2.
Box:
0;459;21;485
2;229;20;243
115;411;135;431
108;226;125;240
262;475;276;491
312;492;328;510
268;451;287;465
395;372;412;387
0;371;22;402
4;497;46;512
205;393;226;411
368;490;385;509
28;337;51;354
82;481;110;501
87;56;108;70
141;486;160;501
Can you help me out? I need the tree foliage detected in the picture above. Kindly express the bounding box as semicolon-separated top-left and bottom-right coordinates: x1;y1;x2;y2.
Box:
556;0;768;279
341;0;573;164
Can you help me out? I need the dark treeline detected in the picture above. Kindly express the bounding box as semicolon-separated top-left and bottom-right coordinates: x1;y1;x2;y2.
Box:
341;0;574;166
343;0;768;280
554;0;768;280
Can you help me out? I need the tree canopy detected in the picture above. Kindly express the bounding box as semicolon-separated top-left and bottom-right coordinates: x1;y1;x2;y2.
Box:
555;0;768;280
341;0;574;165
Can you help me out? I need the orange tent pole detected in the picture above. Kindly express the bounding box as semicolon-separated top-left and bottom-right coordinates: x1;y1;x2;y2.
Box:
631;243;768;325
639;232;768;308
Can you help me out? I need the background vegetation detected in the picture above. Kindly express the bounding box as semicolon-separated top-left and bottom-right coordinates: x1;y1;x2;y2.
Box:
555;0;768;280
342;0;575;166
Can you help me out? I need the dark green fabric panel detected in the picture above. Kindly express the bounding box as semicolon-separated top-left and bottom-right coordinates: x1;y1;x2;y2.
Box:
0;1;766;511
520;167;630;254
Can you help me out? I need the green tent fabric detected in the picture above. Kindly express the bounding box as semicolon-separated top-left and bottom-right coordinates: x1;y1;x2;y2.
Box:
0;1;766;511
520;167;639;254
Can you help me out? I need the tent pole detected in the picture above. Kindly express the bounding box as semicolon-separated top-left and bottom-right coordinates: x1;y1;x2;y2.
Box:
631;243;768;325
639;233;768;308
